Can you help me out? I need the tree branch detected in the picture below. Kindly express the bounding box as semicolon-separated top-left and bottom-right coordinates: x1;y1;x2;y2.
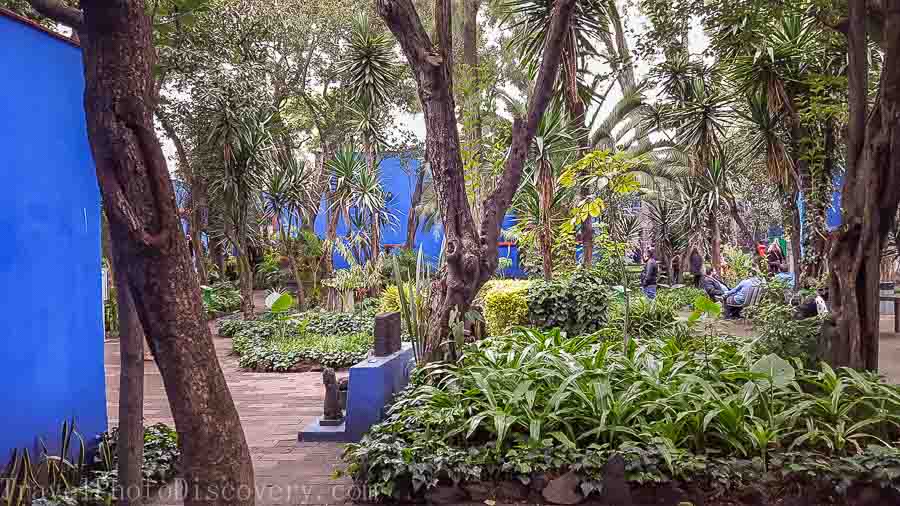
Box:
26;0;83;31
479;0;576;244
377;0;439;73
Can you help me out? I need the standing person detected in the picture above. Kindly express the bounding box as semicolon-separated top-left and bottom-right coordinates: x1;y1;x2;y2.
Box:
767;241;785;275
689;247;703;288
756;240;767;259
641;249;659;299
672;254;682;284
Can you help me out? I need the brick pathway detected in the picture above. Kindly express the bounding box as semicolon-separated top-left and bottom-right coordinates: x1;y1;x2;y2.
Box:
105;324;351;505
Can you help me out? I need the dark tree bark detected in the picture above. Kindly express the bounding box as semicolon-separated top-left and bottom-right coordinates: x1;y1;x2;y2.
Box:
212;239;226;279
114;266;144;506
27;1;255;503
710;213;722;273
828;0;900;370
376;0;575;359
538;158;554;280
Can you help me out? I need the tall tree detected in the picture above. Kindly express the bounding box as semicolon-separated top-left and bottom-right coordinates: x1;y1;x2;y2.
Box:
376;0;575;358
26;1;255;504
828;0;900;370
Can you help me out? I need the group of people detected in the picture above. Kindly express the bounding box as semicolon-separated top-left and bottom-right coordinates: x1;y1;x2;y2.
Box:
636;240;805;319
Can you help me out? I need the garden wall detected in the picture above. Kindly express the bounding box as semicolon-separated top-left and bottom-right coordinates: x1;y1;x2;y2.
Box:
0;10;107;456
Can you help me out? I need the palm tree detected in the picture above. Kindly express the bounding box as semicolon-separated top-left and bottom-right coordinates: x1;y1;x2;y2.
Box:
260;150;316;308
502;0;608;265
340;13;400;184
203;98;273;318
531;105;575;279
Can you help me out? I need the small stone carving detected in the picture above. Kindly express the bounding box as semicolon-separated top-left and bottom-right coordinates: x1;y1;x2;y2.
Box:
321;368;344;425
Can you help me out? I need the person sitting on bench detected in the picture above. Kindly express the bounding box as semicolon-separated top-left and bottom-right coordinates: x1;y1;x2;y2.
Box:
701;267;728;300
723;272;763;318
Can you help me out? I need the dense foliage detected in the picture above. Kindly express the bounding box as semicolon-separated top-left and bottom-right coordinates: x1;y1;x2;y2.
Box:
2;422;179;505
224;309;376;370
342;326;900;500
481;280;531;335
201;282;242;314
526;269;611;336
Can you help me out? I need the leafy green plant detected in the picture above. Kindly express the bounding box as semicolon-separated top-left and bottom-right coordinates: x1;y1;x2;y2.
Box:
229;314;373;371
392;248;431;363
657;286;707;310
200;282;242;314
481;280;530;335
1;423;178;505
527;268;610;335
722;246;755;287
342;324;900;500
746;297;823;367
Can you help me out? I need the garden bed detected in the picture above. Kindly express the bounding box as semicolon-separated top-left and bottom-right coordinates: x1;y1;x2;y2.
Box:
220;309;376;371
340;323;900;505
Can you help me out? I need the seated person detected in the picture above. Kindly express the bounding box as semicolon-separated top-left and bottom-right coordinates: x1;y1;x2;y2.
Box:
774;263;795;289
701;267;728;300
795;286;829;319
722;273;763;318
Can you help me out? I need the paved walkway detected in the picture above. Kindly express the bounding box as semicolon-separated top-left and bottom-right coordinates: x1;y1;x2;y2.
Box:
105;324;351;505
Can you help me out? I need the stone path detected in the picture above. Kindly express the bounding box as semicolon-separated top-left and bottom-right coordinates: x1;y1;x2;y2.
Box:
105;324;351;505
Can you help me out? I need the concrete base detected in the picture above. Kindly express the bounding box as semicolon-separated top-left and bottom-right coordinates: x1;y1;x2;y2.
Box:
298;417;349;442
298;343;415;443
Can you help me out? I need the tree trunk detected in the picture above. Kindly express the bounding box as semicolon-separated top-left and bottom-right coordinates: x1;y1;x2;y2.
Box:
376;0;575;360
828;0;900;370
25;1;256;503
710;214;722;273
462;0;482;144
405;167;426;249
114;266;144;506
538;158;553;280
238;252;255;319
212;239;226;280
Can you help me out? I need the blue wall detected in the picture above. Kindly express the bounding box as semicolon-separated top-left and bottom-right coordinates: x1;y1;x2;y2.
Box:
0;13;107;456
313;155;526;277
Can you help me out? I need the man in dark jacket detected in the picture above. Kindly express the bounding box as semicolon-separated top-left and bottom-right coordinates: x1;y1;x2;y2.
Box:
641;249;658;299
701;267;728;300
689;248;703;287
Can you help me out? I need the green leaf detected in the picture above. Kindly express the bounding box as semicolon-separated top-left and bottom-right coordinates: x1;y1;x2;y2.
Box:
751;354;795;388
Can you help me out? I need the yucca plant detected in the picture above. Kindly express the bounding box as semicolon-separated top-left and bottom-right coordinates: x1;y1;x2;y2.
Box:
392;247;431;363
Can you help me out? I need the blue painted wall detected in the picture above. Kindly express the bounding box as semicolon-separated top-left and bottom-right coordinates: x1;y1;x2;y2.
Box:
0;13;107;456
312;155;526;277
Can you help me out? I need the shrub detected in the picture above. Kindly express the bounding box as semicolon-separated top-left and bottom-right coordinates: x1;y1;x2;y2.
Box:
481;280;530;335
380;284;411;314
746;298;823;367
302;311;374;335
3;422;179;505
657;286;707;310
606;296;678;339
230;315;373;371
527;268;610;335
342;327;900;500
201;282;241;314
723;246;756;287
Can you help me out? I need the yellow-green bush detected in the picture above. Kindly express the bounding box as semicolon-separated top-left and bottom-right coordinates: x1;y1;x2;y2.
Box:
380;284;410;314
481;280;531;335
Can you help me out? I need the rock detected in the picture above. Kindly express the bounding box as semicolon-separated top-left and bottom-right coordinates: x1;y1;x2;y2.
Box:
530;472;549;492
542;471;584;505
847;484;887;506
425;485;467;504
497;479;530;501
461;482;491;502
600;454;632;506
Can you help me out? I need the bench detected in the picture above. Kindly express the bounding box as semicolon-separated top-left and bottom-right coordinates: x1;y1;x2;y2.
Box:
880;294;900;333
724;284;765;318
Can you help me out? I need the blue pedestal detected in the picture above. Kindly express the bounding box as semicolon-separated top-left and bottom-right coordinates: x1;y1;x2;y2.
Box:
299;344;415;442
